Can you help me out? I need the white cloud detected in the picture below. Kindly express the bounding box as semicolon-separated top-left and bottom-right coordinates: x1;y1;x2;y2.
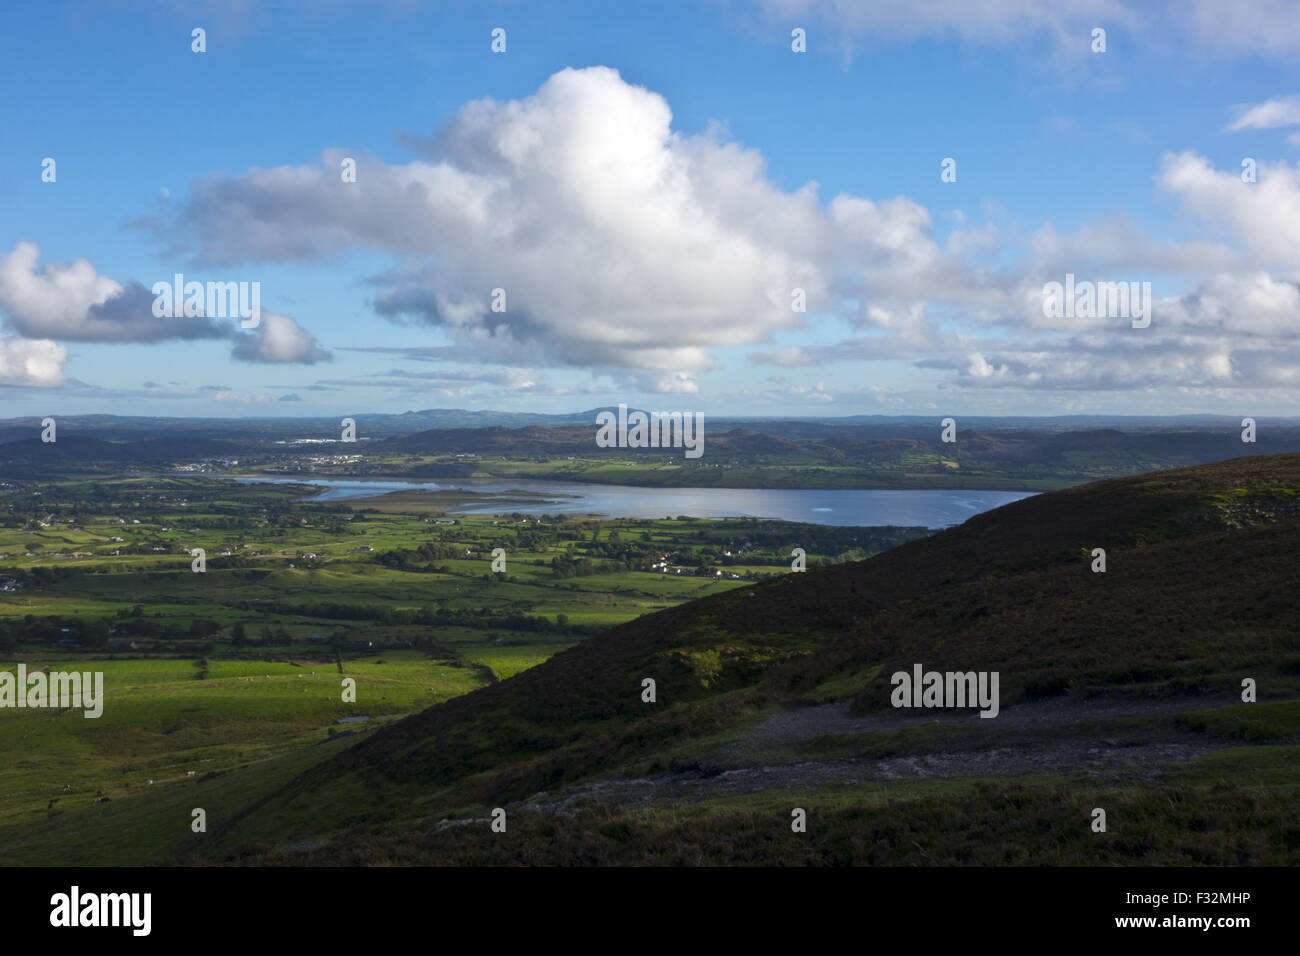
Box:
147;68;852;383
0;242;120;334
150;68;1018;388
742;0;1300;56
137;71;1300;401
1028;218;1241;279
1158;151;1300;270
230;311;332;364
746;0;1133;47
1161;272;1300;337
0;335;66;387
210;391;277;404
1185;0;1300;55
1226;94;1300;131
0;241;231;343
0;241;330;371
750;345;817;367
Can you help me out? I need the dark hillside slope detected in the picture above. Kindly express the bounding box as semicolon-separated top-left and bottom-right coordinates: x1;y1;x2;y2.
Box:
179;454;1300;862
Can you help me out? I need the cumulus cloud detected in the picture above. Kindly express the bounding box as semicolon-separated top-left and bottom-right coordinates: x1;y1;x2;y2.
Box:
0;241;331;371
0;335;66;387
787;270;1300;393
1162;272;1300;337
913;334;1247;392
829;194;1007;310
1158;152;1300;270
230;311;332;364
138;70;1300;399
0;242;231;343
754;268;1300;395
148;68;835;389
897;268;1300;392
144;67;1018;390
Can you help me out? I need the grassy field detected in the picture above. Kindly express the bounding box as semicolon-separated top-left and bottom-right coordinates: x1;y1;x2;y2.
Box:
0;652;484;861
0;477;926;647
0;475;930;863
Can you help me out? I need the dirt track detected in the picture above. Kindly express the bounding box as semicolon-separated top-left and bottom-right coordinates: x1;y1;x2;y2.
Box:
522;693;1268;813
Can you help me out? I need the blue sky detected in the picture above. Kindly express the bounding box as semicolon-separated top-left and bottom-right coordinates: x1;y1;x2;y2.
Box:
2;0;1300;418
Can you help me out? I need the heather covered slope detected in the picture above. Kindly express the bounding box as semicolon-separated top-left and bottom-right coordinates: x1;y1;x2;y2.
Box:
174;454;1300;865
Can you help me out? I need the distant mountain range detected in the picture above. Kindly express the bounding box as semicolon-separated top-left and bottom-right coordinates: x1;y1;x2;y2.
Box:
5;410;1300;489
1;409;1297;445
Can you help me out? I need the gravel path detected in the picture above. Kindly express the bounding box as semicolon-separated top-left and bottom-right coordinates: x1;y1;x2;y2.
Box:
727;692;1242;759
521;693;1271;814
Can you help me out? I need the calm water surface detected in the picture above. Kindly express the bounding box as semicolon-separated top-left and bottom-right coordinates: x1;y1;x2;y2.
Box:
230;476;1034;529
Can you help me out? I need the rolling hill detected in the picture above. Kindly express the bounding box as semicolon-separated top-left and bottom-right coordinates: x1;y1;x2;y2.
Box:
169;454;1300;865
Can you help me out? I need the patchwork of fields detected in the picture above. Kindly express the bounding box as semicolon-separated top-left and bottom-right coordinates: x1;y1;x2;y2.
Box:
0;476;927;863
